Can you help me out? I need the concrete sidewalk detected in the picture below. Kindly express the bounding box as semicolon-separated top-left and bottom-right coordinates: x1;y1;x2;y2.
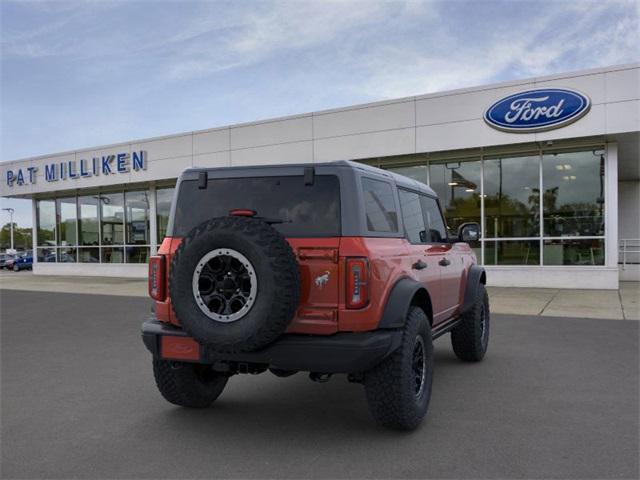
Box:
1;270;638;320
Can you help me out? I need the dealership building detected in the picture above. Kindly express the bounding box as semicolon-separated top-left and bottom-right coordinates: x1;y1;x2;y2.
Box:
1;63;638;289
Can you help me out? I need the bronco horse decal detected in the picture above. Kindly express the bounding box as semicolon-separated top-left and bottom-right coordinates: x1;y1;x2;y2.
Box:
314;271;331;289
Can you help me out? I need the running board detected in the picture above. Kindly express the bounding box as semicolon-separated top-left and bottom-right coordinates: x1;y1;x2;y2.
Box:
432;317;462;340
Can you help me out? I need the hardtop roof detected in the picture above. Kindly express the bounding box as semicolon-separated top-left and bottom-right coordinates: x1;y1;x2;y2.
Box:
185;160;437;197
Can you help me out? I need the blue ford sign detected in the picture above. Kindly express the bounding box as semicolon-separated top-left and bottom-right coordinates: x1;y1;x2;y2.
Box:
484;88;591;133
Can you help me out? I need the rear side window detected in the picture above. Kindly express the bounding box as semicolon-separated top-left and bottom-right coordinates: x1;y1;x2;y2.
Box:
173;175;340;237
420;196;448;243
399;189;427;243
362;178;398;233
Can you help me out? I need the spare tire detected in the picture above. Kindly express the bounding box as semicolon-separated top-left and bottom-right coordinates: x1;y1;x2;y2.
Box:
169;216;300;352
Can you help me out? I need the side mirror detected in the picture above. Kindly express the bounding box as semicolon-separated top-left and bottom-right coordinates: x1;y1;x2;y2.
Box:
458;222;480;243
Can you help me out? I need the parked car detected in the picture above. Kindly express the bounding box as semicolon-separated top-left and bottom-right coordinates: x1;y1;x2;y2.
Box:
0;253;15;269
142;161;489;430
11;252;33;271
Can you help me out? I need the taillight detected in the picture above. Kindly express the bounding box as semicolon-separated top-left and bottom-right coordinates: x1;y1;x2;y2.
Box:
346;257;369;309
149;255;166;301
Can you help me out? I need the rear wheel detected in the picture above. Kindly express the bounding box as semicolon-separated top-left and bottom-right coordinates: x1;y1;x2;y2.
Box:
13;264;19;272
364;307;433;430
451;284;490;362
152;359;228;408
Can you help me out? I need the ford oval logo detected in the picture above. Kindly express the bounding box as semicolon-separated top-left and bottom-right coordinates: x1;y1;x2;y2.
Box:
484;88;591;133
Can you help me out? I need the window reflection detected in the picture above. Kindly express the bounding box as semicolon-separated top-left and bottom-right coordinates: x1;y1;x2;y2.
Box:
125;191;150;245
56;197;77;246
543;239;604;265
100;193;124;245
484;240;540;265
542;151;605;237
78;196;99;246
429;160;481;233
156;187;174;242
37;200;56;246
484;155;539;238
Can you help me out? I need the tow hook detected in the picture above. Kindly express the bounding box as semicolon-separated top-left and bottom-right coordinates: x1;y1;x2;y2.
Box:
309;372;332;383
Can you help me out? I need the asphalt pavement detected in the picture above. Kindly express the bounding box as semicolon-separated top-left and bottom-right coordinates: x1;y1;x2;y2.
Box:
1;289;638;479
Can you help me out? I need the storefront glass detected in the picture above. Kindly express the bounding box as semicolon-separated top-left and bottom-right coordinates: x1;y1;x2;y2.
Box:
56;197;77;246
385;147;606;267
100;193;124;247
484;155;539;238
156;187;174;242
542;150;605;237
34;187;160;265
36;200;56;246
78;195;99;246
484;240;540;265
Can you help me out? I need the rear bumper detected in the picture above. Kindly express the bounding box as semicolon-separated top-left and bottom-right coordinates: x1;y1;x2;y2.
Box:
141;319;402;374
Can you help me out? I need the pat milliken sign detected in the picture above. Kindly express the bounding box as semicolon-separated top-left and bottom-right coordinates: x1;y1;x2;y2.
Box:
5;150;147;187
484;88;591;133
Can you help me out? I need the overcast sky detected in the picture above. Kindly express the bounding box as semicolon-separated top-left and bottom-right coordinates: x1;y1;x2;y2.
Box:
1;0;639;228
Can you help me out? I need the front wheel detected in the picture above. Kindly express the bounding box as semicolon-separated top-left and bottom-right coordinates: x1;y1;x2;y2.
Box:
152;359;228;408
364;307;433;430
13;264;19;272
451;283;490;362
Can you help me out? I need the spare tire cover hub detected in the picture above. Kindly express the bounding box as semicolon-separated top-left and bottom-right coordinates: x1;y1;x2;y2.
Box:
192;248;258;323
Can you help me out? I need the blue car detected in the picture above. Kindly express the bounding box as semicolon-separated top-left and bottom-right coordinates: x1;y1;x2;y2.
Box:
12;253;33;271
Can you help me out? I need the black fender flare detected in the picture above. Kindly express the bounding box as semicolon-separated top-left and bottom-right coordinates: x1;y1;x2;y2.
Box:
460;265;486;314
378;277;433;329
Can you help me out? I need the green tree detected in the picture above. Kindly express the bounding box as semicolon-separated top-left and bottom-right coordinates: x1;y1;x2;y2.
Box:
0;223;33;251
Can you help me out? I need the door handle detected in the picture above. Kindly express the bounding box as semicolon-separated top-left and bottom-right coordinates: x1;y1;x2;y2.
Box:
412;260;427;270
439;257;451;267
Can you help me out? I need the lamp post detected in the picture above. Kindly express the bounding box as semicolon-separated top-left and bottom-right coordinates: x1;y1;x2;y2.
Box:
2;207;15;251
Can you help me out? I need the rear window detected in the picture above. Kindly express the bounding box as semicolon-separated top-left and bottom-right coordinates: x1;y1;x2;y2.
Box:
361;177;398;233
172;175;341;237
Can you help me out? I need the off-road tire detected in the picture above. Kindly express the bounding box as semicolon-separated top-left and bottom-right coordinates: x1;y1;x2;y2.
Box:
364;307;433;430
153;359;228;408
169;216;300;352
451;283;490;362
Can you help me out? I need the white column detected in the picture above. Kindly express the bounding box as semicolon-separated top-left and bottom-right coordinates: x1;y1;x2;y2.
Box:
31;198;38;270
149;185;158;255
605;142;619;272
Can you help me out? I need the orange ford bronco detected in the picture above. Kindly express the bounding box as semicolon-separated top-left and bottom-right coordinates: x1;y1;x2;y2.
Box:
142;161;489;430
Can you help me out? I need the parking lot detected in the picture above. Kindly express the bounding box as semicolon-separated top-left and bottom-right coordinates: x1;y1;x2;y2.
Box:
1;289;638;479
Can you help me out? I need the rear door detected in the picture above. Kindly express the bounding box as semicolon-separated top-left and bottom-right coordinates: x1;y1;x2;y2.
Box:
421;195;462;318
398;189;448;323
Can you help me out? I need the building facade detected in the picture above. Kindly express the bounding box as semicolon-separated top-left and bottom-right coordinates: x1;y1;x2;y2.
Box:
2;63;639;288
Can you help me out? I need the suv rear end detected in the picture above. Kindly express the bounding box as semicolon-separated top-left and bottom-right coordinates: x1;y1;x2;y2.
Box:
141;160;489;430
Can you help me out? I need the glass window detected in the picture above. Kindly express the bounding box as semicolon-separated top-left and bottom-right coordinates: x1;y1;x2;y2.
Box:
36;200;56;246
156;187;174;242
101;246;124;263
484;155;540;238
543;239;604;265
100;193;124;245
58;247;76;263
388;165;428;185
484;240;540;265
542;150;605;237
78;196;99;246
36;246;56;262
125;190;150;245
429;160;481;233
56;197;77;246
362;178;398;233
126;246;150;263
173;176;341;237
420;196;448;243
78;247;99;263
399;190;427;244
